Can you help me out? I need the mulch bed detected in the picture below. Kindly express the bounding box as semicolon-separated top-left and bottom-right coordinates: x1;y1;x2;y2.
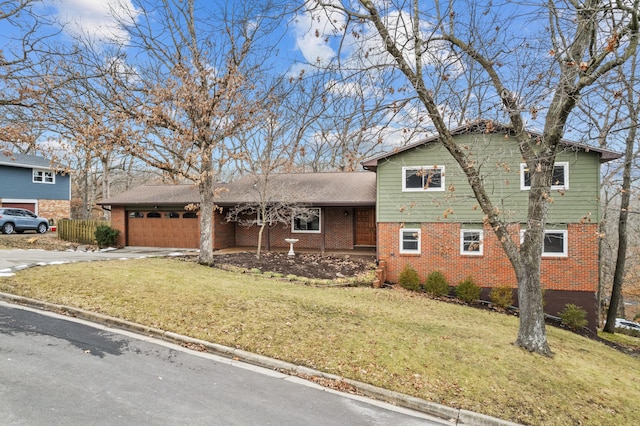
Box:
211;251;376;280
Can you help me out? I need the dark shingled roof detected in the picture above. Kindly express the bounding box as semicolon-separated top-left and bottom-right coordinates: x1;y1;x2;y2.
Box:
361;120;622;171
98;172;376;207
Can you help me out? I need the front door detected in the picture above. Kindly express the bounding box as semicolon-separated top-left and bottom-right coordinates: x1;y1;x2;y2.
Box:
354;208;376;246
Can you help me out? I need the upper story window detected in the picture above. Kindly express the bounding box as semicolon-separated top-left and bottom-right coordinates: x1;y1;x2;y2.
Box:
292;208;321;233
460;229;484;255
402;166;445;192
520;162;569;190
33;169;55;184
400;228;421;254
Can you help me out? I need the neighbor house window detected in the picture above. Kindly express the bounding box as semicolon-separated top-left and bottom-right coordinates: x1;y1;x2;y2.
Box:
520;162;569;190
165;212;180;218
292;208;321;233
460;229;484;255
520;229;568;257
147;212;161;218
183;212;198;219
402;166;445;192
400;228;421;254
33;169;55;184
129;211;143;218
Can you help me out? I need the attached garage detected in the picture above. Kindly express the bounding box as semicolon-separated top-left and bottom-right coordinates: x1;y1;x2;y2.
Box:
126;210;200;248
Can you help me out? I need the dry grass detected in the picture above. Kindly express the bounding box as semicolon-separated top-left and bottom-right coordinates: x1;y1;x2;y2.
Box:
1;258;639;425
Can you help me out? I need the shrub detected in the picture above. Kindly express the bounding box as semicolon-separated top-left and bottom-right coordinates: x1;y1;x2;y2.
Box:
424;271;449;297
94;225;120;248
398;265;421;291
559;304;588;331
490;285;514;309
455;277;481;303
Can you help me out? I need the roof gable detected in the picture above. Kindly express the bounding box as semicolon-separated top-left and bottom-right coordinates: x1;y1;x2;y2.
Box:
361;120;622;171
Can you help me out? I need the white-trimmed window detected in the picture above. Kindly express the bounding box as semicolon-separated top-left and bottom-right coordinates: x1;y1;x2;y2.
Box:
520;229;568;257
402;166;445;192
460;229;484;255
542;230;568;257
400;228;421;254
256;208;272;226
33;169;55;184
520;162;568;190
292;208;321;233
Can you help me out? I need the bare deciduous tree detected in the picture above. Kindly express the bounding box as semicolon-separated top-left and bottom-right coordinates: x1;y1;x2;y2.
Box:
86;0;291;264
313;0;640;355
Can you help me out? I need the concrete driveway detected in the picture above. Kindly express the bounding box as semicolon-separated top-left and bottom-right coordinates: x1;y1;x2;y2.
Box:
0;247;196;277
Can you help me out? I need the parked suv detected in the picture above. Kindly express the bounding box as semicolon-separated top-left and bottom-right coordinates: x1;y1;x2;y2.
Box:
0;208;49;234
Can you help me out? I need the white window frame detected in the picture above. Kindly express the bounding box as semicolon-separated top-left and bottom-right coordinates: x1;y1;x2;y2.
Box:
460;229;484;256
520;162;569;191
520;229;568;258
402;166;445;192
399;228;421;254
32;169;55;184
291;208;321;233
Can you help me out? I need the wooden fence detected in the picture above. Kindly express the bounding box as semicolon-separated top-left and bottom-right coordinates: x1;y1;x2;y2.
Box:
57;219;110;245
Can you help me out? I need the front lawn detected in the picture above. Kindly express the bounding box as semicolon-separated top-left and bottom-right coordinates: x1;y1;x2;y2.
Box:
1;258;638;425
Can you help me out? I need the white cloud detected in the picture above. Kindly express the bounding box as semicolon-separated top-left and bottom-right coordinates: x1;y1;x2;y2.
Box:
291;1;346;66
47;0;139;44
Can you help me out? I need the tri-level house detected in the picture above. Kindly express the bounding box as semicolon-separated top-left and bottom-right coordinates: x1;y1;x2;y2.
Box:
362;121;620;330
98;121;617;330
0;153;71;221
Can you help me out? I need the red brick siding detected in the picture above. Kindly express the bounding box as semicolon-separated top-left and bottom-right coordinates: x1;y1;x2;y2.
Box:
235;207;355;250
111;206;126;248
378;222;598;293
213;209;235;249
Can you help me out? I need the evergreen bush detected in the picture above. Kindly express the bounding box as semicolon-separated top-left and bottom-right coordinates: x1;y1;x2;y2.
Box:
455;277;481;303
94;225;120;248
490;285;514;309
398;264;421;291
559;304;588;331
424;271;449;297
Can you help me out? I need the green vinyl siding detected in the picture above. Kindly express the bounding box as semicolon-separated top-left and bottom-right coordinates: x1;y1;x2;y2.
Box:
376;133;602;224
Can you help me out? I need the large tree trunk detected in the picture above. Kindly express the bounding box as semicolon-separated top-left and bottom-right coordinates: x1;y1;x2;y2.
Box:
515;242;551;354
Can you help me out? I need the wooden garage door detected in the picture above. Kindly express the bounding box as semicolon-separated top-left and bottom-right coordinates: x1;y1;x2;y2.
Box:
1;202;36;213
126;211;200;248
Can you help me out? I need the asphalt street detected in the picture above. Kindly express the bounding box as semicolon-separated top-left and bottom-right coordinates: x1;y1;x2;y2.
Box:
0;302;449;425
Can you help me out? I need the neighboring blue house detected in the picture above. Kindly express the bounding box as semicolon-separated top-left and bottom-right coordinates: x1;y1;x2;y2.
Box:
0;153;71;221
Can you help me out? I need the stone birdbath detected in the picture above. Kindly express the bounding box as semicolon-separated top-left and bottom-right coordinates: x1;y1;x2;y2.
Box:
285;238;299;257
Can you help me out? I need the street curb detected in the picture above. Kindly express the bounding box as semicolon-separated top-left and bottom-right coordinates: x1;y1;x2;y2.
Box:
0;291;521;426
